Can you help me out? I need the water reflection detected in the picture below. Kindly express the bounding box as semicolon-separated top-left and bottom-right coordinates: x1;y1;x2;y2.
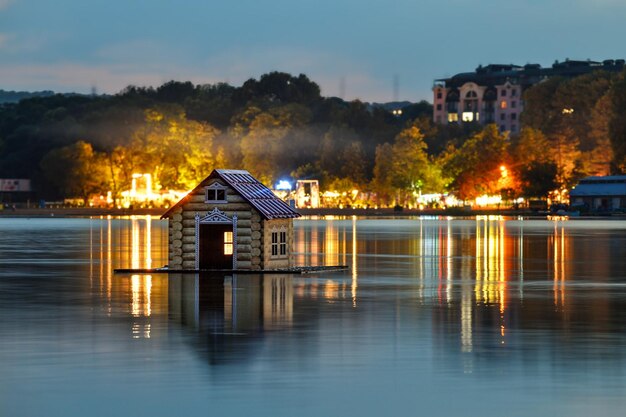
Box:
166;273;294;364
81;215;626;363
3;216;626;416
86;215;168;338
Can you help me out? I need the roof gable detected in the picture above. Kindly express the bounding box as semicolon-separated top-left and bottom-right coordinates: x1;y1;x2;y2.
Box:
161;169;300;220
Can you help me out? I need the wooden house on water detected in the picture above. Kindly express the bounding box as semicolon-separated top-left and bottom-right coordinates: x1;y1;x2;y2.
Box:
161;169;301;271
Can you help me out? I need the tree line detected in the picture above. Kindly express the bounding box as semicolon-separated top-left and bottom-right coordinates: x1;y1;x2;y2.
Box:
0;69;625;207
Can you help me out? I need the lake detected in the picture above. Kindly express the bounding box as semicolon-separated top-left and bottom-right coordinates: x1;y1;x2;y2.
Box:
1;215;626;416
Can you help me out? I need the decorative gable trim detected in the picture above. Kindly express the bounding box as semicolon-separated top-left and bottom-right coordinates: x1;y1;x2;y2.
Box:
197;207;232;224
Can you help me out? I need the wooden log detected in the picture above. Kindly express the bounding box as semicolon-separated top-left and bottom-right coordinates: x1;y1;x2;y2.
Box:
182;243;195;253
183;228;196;236
237;229;251;237
172;231;182;240
238;252;252;261
182;219;195;228
251;231;261;240
173;239;182;248
182;203;253;212
237;244;252;253
251;248;261;257
251;239;261;248
227;194;247;203
188;194;206;203
182;235;196;244
251;221;261;231
170;247;182;256
236;261;251;269
172;213;183;222
236;219;251;228
251;213;261;222
171;255;183;265
251;256;261;266
183;252;195;261
237;236;252;245
172;222;183;231
182;260;195;269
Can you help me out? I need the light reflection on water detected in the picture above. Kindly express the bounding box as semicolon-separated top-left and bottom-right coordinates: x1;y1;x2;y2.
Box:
1;216;626;416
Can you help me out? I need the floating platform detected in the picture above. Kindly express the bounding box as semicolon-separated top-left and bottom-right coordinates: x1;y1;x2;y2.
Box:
113;265;349;275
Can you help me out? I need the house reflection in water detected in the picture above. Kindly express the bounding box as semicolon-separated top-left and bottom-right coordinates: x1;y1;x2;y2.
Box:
168;273;293;363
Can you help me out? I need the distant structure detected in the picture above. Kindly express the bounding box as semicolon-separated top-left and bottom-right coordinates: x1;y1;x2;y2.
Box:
0;179;32;205
161;169;301;271
295;180;320;208
433;59;625;134
570;176;626;212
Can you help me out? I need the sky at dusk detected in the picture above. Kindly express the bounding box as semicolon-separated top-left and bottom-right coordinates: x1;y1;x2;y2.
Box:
1;0;625;102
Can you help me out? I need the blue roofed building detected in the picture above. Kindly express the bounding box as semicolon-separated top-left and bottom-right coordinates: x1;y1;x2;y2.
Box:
569;176;626;212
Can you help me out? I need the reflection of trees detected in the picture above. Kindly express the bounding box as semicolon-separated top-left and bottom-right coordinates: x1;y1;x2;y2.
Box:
77;217;626;380
427;218;626;373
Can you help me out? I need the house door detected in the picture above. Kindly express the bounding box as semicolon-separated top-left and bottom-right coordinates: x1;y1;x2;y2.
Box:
199;224;234;269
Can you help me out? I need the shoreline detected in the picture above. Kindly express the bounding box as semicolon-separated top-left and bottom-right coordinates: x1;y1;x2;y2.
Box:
0;207;624;219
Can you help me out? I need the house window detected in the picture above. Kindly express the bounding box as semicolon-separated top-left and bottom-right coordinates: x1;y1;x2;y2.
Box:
512;101;517;108
500;113;506;121
448;113;458;122
224;231;233;255
501;89;507;97
462;112;474;122
280;231;287;255
205;183;227;203
436;103;442;111
511;124;517;132
500;100;507;109
271;229;287;258
511;113;517;120
511;89;517;97
437;91;442;99
500;125;506;132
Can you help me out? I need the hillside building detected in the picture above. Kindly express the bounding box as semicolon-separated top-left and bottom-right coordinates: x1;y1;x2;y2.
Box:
433;59;625;134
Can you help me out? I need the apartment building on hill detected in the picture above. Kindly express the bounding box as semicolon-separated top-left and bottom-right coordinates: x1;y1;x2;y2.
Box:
433;59;625;134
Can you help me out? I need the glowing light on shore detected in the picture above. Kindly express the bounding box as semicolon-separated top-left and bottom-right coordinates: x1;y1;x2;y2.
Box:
475;195;502;206
275;180;292;191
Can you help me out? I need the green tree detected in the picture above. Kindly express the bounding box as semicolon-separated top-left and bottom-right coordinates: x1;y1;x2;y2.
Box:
128;106;220;190
588;92;613;175
518;162;559;199
609;69;626;171
512;127;551;166
372;143;394;206
446;125;509;201
372;125;444;207
240;104;311;184
340;141;367;184
40;141;108;204
389;126;431;205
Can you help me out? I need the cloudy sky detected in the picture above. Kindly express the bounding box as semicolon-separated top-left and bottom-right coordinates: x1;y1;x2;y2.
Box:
1;0;625;101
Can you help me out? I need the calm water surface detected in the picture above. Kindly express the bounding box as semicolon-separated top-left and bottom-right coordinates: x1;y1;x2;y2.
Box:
1;216;626;416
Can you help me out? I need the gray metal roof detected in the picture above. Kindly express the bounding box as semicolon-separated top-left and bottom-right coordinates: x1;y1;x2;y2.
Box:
161;169;300;220
570;176;626;197
214;169;300;220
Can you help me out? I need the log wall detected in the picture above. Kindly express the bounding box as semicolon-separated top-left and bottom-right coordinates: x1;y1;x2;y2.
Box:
165;179;274;270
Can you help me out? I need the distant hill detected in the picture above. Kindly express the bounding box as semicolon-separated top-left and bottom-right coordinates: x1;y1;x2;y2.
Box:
369;101;415;111
0;89;56;104
368;100;433;120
